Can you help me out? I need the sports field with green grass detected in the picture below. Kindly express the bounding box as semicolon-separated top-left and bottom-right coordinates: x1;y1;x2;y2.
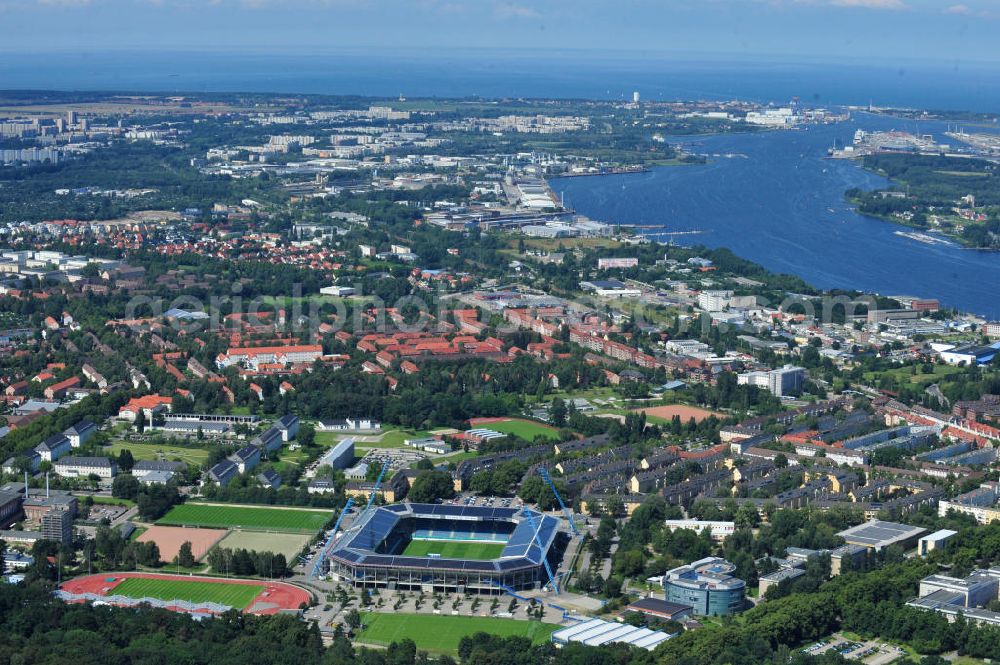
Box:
401;539;505;560
357;613;558;653
108;441;210;466
157;503;332;533
477;419;559;442
112;577;263;609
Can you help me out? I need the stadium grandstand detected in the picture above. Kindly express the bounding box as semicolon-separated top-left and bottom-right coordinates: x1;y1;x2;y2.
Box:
322;502;567;594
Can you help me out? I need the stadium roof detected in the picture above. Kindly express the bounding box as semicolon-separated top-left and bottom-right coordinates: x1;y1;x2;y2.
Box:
328;502;560;573
837;520;926;551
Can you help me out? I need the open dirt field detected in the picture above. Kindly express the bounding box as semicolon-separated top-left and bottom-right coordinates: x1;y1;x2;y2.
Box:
136;525;228;563
633;404;722;422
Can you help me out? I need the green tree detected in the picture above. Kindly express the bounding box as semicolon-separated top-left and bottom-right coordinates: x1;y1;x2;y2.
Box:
117;449;135;473
177;541;195;568
407;470;455;503
112;473;140;501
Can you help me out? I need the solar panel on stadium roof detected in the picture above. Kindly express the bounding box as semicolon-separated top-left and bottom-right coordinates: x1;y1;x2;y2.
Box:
536;519;557;544
427;559;459;570
498;559;527;570
458;506;483;517
462;561;494;571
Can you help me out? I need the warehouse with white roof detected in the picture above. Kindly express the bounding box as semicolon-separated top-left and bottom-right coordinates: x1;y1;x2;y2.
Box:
550;618;672;651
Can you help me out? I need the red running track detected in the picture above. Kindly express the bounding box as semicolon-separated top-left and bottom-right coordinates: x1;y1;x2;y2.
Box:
59;572;311;616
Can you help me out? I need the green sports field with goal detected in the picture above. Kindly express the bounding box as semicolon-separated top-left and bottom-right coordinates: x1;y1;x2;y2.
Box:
156;503;332;533
401;539;505;560
357;613;558;654
111;577;263;609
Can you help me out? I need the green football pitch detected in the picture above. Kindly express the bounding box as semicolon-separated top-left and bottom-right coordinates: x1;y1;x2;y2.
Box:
483;419;559;442
401;539;505;560
111;577;263;609
357;613;558;653
157;503;332;534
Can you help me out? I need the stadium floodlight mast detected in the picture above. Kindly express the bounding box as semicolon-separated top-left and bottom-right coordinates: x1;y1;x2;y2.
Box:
311;496;356;579
538;468;578;536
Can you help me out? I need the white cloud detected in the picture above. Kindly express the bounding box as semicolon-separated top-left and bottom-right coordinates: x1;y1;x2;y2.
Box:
829;0;907;9
493;2;540;19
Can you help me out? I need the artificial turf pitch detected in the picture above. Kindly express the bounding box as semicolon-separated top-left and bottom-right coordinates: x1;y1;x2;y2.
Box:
401;539;505;560
111;577;263;609
357;613;558;653
157;503;332;533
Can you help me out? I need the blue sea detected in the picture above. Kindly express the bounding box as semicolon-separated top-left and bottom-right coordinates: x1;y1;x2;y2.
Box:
552;113;1000;318
2;49;1000;112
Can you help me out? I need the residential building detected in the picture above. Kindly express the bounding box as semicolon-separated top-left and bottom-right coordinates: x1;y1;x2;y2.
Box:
216;344;323;370
132;460;186;480
64;420;97;448
257;469;282;489
35;434;71;462
231;445;261;474
40;508;73;546
919;529;958;556
663;519;735;542
118;395;172;421
274;414;300;441
208;460;238;486
53;456;116;479
317;438;355;471
317;417;380;432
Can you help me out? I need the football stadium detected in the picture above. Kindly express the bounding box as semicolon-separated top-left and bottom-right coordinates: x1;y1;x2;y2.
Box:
323;502;567;594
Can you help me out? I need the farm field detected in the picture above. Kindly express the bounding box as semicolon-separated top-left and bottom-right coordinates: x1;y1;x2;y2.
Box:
111;576;263;609
108;441;210;465
357;613;558;654
217;530;312;559
401;539;505;560
157;503;332;534
468;418;560;442
136;525;227;563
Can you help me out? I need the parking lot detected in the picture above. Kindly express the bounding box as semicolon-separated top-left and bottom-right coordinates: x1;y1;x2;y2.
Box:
449;494;524;510
802;635;907;665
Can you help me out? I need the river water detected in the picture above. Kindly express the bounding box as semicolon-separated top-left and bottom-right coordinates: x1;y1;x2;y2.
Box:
551;113;1000;318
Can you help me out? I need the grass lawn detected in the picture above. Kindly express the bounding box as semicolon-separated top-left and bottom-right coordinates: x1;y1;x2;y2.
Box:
91;496;135;507
862;363;965;387
357;613;558;654
483;419;559;442
316;429;438;450
111;577;262;609
157;503;332;534
401;539;504;560
108;441;210;466
218;530;312;559
437;451;478;464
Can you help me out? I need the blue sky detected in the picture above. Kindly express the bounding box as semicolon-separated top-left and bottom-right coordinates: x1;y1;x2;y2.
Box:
1;0;999;63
